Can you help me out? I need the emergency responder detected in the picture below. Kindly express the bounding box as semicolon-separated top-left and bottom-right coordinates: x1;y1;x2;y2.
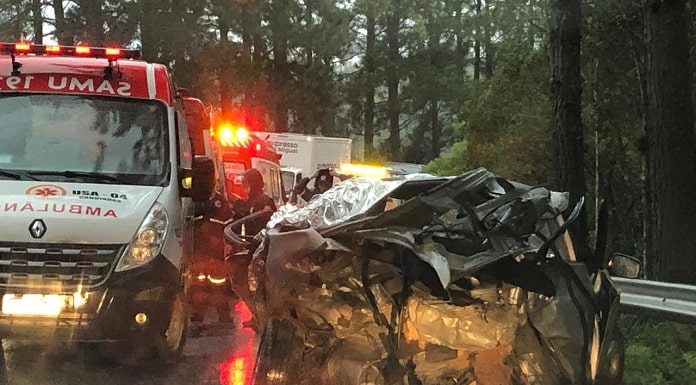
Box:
231;168;277;235
226;168;276;328
190;188;235;323
292;168;335;204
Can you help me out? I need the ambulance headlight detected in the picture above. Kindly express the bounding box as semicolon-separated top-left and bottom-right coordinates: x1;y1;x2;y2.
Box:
117;203;169;272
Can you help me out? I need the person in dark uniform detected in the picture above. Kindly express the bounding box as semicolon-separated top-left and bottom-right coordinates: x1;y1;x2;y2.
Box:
190;189;235;323
292;169;335;204
231;168;277;236
226;168;277;311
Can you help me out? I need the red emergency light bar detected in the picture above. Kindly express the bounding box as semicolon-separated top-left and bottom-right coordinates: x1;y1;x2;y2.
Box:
0;42;141;60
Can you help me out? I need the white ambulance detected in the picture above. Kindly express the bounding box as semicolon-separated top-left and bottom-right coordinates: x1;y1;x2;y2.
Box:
0;42;215;365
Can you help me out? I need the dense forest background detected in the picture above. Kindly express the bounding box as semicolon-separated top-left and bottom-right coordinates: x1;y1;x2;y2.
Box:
3;0;696;285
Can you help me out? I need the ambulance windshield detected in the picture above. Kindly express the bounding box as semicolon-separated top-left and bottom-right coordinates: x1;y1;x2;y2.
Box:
0;94;169;186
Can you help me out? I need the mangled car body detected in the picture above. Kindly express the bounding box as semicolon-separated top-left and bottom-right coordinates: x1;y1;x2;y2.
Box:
230;168;624;385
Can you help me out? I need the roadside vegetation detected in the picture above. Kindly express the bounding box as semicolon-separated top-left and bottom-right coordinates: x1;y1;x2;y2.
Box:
620;317;696;385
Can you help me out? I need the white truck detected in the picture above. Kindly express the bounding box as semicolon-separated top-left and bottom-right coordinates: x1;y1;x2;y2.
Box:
253;132;352;196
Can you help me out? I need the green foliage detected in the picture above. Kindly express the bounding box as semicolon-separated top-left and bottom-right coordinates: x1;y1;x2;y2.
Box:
426;41;553;184
423;138;468;176
622;317;696;385
0;0;30;41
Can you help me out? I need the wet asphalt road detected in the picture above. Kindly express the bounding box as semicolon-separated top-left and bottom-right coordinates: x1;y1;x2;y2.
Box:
0;302;256;385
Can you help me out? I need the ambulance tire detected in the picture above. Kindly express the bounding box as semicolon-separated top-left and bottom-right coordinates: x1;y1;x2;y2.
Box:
153;291;189;365
83;292;188;368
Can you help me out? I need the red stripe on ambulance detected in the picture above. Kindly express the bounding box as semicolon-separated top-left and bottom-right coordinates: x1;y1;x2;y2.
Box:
0;74;142;98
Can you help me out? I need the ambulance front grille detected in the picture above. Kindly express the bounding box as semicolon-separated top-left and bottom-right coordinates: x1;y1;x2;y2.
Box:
0;243;124;289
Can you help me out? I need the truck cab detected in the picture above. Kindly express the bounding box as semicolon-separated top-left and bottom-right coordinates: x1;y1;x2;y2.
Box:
0;42;214;365
281;166;303;199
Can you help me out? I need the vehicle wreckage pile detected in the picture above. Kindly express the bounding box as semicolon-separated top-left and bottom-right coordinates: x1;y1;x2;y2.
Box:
237;168;620;385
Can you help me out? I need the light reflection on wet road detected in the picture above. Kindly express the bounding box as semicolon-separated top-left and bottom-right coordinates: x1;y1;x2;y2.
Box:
0;302;257;385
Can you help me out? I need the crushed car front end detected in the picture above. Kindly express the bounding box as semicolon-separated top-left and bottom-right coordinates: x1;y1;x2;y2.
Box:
245;169;623;385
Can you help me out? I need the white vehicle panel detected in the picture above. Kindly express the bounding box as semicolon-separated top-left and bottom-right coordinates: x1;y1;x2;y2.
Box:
0;181;162;244
254;132;352;177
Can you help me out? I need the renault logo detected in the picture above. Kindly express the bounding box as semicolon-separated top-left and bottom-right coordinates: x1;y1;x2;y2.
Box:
29;219;47;239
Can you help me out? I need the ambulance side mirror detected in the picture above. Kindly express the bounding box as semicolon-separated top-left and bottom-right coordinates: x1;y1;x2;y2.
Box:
189;156;215;202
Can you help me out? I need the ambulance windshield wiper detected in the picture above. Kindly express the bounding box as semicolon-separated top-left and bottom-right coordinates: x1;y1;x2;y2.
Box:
0;168;39;181
27;170;126;184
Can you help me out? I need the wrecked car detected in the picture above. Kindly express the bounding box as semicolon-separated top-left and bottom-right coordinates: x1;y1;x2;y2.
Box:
226;168;625;385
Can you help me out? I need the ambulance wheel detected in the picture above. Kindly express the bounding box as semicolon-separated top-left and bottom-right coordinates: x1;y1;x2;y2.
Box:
153;291;189;364
84;293;188;368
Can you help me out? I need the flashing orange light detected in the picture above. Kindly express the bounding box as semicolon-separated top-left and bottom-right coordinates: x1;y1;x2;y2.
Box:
45;45;61;54
236;127;249;142
339;163;389;179
105;47;121;58
217;124;252;147
219;124;235;146
75;46;91;55
14;43;31;53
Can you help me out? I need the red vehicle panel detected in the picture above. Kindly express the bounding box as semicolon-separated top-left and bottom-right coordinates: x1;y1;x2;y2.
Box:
0;56;173;105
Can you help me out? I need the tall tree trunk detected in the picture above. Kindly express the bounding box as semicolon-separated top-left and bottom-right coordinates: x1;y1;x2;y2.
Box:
455;4;467;75
218;18;233;116
429;101;440;159
52;0;67;43
630;33;651;271
644;0;696;283
271;0;290;132
550;0;587;236
364;1;377;159
32;0;42;44
139;0;158;61
241;6;253;58
473;0;482;80
386;3;401;160
427;12;441;159
252;1;265;63
80;1;105;45
305;0;315;66
484;0;494;77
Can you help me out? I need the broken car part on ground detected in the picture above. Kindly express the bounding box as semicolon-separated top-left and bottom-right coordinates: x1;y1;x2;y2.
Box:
226;168;624;385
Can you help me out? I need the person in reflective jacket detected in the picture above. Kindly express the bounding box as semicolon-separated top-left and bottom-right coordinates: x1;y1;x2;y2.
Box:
191;189;235;323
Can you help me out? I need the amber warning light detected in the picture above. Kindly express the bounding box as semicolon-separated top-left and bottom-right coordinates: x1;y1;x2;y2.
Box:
216;124;252;147
0;42;141;60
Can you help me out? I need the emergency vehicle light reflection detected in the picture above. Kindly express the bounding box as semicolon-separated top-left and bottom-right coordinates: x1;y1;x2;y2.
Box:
105;47;121;58
45;44;61;54
14;42;30;52
75;46;91;55
219;328;255;385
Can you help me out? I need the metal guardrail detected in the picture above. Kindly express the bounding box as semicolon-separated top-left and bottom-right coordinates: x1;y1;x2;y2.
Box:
612;277;696;323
